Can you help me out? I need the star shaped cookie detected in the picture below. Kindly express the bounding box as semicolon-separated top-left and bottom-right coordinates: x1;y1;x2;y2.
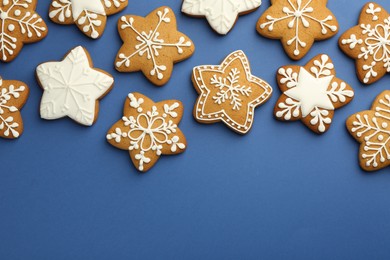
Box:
36;46;114;126
0;0;48;62
106;93;187;172
275;54;354;134
0;76;29;139
192;50;272;134
181;0;262;35
257;0;338;60
115;6;195;86
49;0;128;39
347;91;390;171
339;2;390;84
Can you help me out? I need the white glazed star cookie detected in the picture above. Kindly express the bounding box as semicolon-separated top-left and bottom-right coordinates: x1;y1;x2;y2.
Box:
275;54;354;134
49;0;128;39
181;0;262;35
36;46;114;126
0;0;48;62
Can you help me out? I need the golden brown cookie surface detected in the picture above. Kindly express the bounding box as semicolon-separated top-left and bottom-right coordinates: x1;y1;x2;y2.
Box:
274;54;354;134
49;0;128;39
0;76;29;139
115;6;195;86
347;91;390;171
106;93;187;172
0;0;48;62
339;2;390;84
192;50;272;134
257;0;338;60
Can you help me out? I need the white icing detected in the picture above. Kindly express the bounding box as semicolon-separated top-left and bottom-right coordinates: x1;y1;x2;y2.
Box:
0;0;46;61
106;94;186;172
193;50;272;134
341;4;390;84
37;46;114;126
351;93;390;168
276;55;354;133
116;8;192;81
260;0;337;56
49;0;125;39
285;68;334;117
0;77;26;138
71;0;105;20
181;0;262;35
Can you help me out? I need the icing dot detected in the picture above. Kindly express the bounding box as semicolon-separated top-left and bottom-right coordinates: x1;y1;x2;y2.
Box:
378;135;384;141
382;122;388;128
8;24;14;32
14;10;21;16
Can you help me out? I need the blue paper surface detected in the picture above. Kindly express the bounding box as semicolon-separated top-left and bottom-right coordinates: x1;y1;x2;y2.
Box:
1;0;390;259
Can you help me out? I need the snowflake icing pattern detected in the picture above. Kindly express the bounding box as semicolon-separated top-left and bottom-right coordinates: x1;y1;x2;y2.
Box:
0;0;47;62
211;68;252;110
0;76;29;139
107;93;186;172
49;0;127;39
340;3;390;84
115;7;194;86
348;91;390;171
275;54;354;133
258;0;338;59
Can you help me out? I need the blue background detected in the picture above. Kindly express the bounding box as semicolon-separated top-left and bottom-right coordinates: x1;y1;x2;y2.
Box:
1;0;390;259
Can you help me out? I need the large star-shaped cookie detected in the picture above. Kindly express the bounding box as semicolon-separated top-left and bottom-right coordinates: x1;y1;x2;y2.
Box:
0;76;29;139
36;46;114;126
339;2;390;85
181;0;262;35
107;93;187;172
0;0;48;62
275;54;354;134
115;6;195;86
257;0;338;60
192;50;272;134
347;91;390;171
49;0;128;39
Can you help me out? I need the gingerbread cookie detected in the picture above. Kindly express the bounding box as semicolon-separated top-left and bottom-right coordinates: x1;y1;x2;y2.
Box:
49;0;128;39
106;93;187;172
181;0;262;35
115;6;195;86
347;91;390;171
339;2;390;84
0;0;48;62
192;50;272;134
0;76;29;139
257;0;338;60
275;54;354;134
36;46;114;126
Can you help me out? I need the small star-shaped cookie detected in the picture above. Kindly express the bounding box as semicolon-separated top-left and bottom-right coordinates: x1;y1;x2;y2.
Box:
347;91;390;171
275;54;354;134
339;2;390;84
36;46;114;126
257;0;338;60
0;76;29;139
49;0;128;39
181;0;262;35
0;0;48;62
115;6;195;86
106;93;187;172
192;50;272;134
